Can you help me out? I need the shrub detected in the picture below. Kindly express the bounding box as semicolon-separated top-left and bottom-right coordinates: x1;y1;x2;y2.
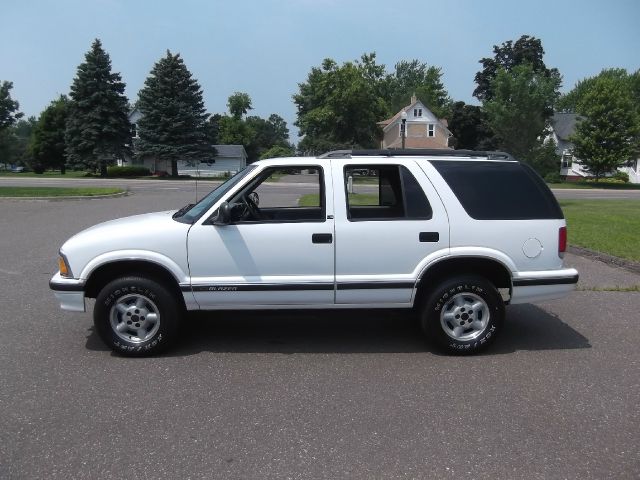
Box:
544;172;563;183
612;171;630;183
107;165;151;177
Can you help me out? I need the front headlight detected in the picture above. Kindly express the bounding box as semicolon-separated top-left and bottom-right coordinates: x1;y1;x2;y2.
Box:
57;253;73;278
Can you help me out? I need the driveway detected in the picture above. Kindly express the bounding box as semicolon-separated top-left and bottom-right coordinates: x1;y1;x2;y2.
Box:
0;192;638;479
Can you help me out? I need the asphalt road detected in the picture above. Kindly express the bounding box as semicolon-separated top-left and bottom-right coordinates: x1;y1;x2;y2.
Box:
1;188;639;479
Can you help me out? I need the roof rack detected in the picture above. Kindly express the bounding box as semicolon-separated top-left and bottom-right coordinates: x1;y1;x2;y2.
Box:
318;149;515;161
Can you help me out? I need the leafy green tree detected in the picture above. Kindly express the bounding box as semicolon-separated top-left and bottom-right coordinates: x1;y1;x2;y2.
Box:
526;138;561;178
227;92;253;119
294;56;388;154
0;81;23;131
136;50;214;177
30;96;70;173
474;35;560;102
570;76;640;180
386;60;451;117
245;114;292;161
0;117;36;167
557;68;640;114
217;115;254;147
483;64;561;163
447;101;496;150
260;144;295;160
66;39;132;176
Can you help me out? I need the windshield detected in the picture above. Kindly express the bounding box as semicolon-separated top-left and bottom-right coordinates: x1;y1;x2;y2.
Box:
175;165;258;223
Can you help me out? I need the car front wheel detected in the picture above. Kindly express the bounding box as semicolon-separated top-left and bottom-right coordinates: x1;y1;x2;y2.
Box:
94;276;180;356
421;275;504;354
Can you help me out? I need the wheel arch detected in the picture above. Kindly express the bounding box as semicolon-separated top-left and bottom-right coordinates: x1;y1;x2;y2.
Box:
414;256;512;307
84;260;186;309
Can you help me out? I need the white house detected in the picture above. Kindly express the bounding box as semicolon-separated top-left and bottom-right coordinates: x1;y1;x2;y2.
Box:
551;112;639;183
126;108;247;176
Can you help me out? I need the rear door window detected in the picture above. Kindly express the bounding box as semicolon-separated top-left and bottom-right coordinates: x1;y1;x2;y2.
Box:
344;165;432;221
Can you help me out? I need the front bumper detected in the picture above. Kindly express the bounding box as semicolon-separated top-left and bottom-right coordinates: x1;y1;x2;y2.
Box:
50;272;86;312
510;268;579;304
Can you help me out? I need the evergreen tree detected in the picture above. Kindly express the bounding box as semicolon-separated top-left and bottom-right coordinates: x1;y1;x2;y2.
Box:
65;39;132;176
30;96;70;173
136;51;213;177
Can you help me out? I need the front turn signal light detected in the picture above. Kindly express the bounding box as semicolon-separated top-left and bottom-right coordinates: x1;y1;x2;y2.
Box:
58;255;72;278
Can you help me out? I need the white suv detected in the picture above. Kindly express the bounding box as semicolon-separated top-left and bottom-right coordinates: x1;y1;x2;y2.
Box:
50;150;578;356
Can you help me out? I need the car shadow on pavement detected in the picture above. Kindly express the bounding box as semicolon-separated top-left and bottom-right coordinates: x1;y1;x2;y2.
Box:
85;304;590;356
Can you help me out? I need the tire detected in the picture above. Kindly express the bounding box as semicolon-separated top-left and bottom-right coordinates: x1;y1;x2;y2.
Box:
421;275;504;354
94;276;180;356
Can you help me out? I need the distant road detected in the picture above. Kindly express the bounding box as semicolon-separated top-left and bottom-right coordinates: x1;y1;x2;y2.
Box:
1;177;640;200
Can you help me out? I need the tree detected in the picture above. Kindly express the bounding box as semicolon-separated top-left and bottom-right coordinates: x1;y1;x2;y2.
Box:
447;101;496;150
30;96;70;173
557;68;640;114
294;55;388;154
260;144;295;160
474;35;560;102
0;81;23;131
136;50;214;177
245;114;292;161
66;39;132;176
227;92;252;119
386;60;451;117
570;76;640;180
0;117;36;167
483;64;561;163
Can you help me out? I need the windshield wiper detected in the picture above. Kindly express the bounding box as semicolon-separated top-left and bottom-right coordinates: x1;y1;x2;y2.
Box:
172;203;195;219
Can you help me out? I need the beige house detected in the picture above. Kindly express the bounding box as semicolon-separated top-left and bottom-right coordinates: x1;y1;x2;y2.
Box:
378;95;452;149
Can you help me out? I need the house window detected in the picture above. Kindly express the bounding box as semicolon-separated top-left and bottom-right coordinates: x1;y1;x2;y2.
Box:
414;108;422;117
131;123;137;138
561;154;572;168
427;124;435;137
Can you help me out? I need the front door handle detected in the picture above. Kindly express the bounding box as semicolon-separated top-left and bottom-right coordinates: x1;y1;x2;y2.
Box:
419;232;439;242
312;233;333;244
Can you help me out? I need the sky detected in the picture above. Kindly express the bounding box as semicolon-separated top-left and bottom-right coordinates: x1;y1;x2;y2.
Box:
2;0;639;141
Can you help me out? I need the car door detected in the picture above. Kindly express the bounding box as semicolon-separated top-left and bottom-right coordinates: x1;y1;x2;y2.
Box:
332;159;449;305
186;164;335;308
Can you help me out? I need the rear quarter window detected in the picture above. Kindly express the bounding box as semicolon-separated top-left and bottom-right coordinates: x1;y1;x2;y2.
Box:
431;160;563;220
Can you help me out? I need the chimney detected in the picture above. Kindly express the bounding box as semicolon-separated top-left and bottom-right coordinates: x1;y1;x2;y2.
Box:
411;93;417;104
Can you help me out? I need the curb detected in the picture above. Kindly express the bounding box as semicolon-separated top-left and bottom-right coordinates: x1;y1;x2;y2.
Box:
568;245;640;275
0;191;129;201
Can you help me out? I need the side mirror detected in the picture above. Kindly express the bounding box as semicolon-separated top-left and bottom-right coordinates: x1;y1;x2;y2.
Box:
213;201;231;225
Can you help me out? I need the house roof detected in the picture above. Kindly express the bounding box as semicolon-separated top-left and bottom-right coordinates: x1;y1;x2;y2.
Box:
552;113;585;141
214;145;247;158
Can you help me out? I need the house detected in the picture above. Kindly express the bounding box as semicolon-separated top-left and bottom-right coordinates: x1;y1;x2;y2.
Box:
551;112;639;183
377;95;452;149
125;108;247;176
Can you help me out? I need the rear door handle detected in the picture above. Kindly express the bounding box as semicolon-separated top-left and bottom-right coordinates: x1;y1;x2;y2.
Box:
419;232;439;242
312;233;333;244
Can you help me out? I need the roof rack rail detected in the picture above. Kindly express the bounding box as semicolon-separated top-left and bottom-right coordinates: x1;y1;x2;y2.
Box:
318;149;515;161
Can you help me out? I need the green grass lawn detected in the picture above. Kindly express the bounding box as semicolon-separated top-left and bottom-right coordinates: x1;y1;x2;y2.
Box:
300;195;639;262
298;193;379;206
559;199;640;261
0;186;124;197
548;181;640;190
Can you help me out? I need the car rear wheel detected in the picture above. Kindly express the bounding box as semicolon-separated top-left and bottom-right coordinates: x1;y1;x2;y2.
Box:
94;276;180;356
421;275;504;354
